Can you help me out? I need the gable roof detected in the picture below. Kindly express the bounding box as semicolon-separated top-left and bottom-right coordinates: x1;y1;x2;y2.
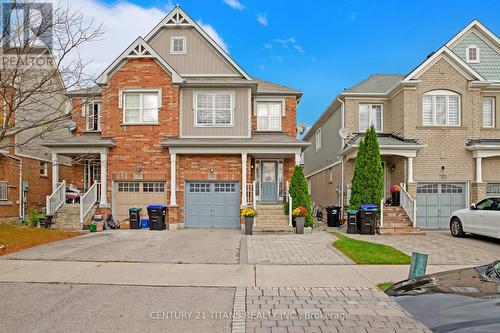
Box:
446;19;500;49
145;5;252;81
95;37;183;85
342;74;405;94
254;79;302;96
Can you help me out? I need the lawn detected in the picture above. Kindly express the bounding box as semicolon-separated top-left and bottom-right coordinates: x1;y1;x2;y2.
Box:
0;222;81;256
332;232;411;265
377;282;394;292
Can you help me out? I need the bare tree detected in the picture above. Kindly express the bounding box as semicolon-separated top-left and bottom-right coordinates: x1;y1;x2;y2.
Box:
0;0;104;151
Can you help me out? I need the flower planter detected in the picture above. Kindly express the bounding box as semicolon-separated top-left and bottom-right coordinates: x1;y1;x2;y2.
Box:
295;216;305;234
245;216;254;235
391;191;400;206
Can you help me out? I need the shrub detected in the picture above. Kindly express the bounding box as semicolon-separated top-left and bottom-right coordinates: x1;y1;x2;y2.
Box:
25;209;47;228
285;165;314;227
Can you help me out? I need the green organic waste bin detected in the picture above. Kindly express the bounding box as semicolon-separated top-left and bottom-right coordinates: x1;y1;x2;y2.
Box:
89;223;97;233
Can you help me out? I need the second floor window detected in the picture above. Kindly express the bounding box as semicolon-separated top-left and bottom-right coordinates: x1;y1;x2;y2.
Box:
86;102;101;132
483;97;495;128
123;92;159;124
256;101;282;131
422;90;460;126
39;162;48;176
315;128;321;150
359;104;382;132
466;45;479;63
195;92;233;126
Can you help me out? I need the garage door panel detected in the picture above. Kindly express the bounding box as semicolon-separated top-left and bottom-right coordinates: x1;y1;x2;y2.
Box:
185;181;240;228
115;182;167;222
417;183;466;229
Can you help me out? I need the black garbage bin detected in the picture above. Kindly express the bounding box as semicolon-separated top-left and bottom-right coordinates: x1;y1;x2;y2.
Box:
347;210;358;234
129;208;142;229
147;205;168;231
358;204;378;235
326;206;342;227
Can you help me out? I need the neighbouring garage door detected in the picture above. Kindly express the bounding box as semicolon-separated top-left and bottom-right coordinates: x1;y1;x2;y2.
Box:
487;183;500;196
416;183;467;229
185;181;240;228
115;181;167;222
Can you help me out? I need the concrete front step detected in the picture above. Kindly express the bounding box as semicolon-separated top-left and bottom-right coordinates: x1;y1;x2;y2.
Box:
379;227;425;235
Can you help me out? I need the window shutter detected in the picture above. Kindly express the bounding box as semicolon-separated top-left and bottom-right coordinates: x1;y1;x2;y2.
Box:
157;89;162;108
118;90;123;109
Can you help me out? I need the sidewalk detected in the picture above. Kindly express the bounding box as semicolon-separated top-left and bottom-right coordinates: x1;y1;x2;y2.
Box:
0;259;467;287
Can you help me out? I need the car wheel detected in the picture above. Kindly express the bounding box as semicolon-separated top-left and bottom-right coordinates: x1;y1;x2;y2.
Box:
450;218;465;237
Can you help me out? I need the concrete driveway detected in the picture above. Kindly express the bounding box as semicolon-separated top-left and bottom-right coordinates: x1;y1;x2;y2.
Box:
344;230;500;265
3;229;242;264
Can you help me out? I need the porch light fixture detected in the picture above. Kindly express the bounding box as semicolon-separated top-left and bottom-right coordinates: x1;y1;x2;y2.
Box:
210;167;215;173
135;163;143;172
391;164;396;172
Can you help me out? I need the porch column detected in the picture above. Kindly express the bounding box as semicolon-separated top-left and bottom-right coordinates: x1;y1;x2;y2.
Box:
99;152;108;206
241;153;247;207
51;153;59;190
475;157;482;183
295;153;301;165
407;157;414;183
170;153;177;206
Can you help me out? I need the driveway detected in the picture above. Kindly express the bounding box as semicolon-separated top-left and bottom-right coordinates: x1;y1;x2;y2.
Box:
3;229;242;264
344;230;500;265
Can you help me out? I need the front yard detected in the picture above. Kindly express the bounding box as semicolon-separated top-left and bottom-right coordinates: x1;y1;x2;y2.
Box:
332;232;411;264
0;222;81;256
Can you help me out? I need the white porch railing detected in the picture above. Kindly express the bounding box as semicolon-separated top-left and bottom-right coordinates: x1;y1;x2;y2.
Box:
286;181;292;227
80;181;98;223
46;180;66;216
400;183;417;227
380;198;384;228
246;181;258;226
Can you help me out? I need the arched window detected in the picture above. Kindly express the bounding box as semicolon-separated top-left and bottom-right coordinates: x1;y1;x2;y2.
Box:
466;45;479;63
422;90;460;126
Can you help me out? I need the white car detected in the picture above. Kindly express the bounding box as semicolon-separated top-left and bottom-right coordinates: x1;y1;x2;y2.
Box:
450;197;500;239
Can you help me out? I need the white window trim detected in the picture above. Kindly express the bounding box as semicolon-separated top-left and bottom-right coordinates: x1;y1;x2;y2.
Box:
122;89;161;125
170;36;186;55
0;181;8;201
85;101;102;132
466;45;480;63
193;90;235;128
255;99;284;132
483;97;495;128
422;90;461;127
40;162;48;177
315;128;321;151
358;104;383;132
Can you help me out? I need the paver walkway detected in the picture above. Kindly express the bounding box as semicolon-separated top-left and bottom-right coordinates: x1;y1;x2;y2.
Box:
245;287;431;333
343;230;499;265
246;232;347;265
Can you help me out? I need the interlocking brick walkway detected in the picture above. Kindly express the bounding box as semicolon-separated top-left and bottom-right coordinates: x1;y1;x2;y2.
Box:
246;232;347;265
245;287;431;333
344;230;499;265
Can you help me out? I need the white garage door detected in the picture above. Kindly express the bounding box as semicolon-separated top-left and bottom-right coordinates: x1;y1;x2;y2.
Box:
416;183;467;229
115;181;167;222
185;181;240;228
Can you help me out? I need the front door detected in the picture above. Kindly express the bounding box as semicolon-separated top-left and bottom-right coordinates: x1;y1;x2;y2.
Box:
261;161;278;202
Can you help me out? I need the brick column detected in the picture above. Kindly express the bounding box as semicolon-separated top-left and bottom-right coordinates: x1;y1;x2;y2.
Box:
471;182;486;204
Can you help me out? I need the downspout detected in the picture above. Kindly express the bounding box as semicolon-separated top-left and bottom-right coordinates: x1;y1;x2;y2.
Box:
337;97;345;213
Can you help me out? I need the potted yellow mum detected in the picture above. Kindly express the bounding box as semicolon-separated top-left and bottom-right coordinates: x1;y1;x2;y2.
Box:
241;207;257;235
292;206;308;234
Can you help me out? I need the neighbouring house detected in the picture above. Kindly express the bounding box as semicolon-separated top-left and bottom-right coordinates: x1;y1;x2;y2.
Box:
43;6;308;231
303;20;500;233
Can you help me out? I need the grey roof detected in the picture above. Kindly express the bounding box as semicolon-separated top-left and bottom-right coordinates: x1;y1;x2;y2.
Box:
43;133;115;147
67;86;102;96
345;134;420;148
160;133;309;147
343;74;405;94
254;79;302;96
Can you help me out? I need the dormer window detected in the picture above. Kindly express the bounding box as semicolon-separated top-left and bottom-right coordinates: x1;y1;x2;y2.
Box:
466;45;479;63
170;36;186;54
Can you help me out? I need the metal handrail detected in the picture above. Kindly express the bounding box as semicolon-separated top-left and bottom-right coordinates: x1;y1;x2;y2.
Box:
400;182;416;227
80;181;98;223
286;181;292;227
46;180;66;216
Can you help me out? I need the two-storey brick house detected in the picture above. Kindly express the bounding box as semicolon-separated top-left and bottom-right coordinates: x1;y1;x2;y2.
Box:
44;6;308;230
304;20;500;232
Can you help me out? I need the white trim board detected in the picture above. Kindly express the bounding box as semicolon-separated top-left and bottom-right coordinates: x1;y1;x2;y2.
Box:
305;160;342;179
145;5;252;81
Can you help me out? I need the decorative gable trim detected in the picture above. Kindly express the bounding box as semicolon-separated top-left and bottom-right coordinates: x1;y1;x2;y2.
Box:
145;5;252;81
402;47;485;82
96;37;183;85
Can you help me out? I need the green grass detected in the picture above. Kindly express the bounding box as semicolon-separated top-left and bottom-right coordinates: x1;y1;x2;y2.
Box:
332;232;411;265
377;281;394;292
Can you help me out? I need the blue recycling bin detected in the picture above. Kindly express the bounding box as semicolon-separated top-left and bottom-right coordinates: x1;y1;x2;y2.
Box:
140;218;149;229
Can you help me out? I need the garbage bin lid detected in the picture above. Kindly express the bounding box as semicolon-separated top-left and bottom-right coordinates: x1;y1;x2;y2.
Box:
347;209;358;214
129;208;142;212
147;205;167;209
359;204;378;210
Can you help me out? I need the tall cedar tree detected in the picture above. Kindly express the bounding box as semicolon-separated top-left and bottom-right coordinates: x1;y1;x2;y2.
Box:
284;165;314;227
349;126;384;209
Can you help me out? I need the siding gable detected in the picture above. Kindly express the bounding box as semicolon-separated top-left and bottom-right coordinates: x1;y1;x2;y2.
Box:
450;29;500;81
